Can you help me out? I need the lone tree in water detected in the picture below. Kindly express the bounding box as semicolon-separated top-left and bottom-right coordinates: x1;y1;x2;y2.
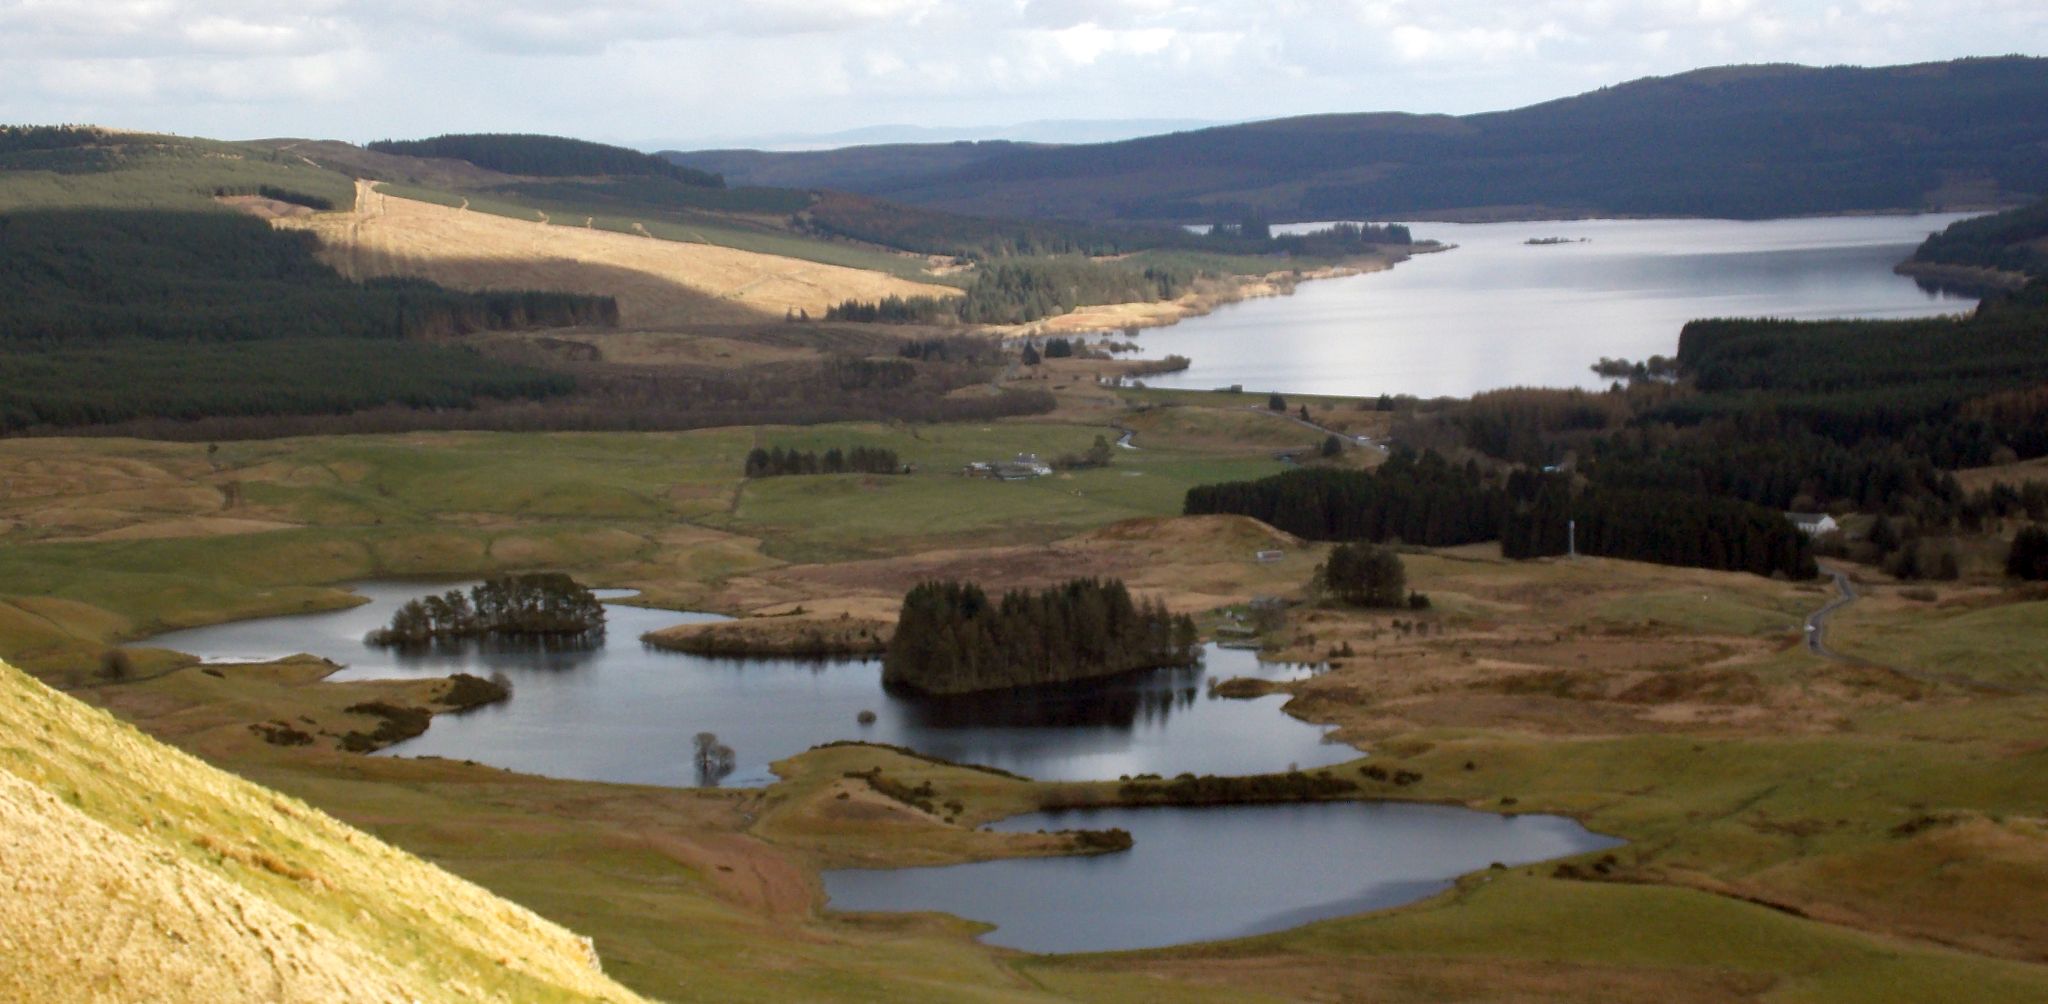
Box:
692;731;736;785
1315;541;1407;609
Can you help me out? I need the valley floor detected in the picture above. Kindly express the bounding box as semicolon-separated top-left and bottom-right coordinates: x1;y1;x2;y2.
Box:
5;392;2048;1002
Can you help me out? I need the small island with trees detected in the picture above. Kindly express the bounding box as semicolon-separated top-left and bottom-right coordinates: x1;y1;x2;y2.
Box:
882;577;1199;695
366;573;607;648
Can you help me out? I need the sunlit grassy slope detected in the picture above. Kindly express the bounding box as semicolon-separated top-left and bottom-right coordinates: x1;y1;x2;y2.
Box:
0;657;648;1003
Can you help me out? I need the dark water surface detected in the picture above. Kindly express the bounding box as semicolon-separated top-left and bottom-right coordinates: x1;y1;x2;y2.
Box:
1133;214;1980;399
143;582;1350;787
824;801;1622;953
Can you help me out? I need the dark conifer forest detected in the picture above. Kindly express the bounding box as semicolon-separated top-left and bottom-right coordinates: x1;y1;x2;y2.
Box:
367;573;606;647
1910;195;2048;278
0;208;607;433
883;578;1200;695
1185;453;1817;578
367;133;724;187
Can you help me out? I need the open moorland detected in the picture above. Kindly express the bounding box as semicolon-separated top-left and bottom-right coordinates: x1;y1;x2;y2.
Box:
6;125;2048;1002
7;389;2048;1001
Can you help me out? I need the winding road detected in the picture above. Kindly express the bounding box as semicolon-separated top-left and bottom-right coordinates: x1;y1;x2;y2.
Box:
1803;563;2034;695
1804;565;1859;658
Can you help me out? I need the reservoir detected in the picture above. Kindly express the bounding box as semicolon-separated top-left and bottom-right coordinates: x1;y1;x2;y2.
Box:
1133;214;1981;399
143;582;1352;787
824;801;1622;953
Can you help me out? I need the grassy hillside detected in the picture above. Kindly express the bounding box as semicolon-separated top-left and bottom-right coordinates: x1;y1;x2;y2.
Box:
686;57;2048;222
0;656;646;1002
0;126;356;212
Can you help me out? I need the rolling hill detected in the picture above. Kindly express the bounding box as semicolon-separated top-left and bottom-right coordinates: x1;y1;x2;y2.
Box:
670;56;2048;223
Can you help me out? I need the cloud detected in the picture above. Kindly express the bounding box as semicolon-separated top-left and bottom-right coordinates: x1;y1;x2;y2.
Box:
0;0;2039;143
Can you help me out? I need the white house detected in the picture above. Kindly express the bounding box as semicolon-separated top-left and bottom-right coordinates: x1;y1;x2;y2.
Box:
993;453;1053;480
1787;512;1839;537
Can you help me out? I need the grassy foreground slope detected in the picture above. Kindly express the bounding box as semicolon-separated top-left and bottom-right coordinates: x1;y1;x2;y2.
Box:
0;658;645;1003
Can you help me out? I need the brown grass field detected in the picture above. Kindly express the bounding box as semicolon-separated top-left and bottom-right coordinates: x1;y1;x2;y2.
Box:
280;181;959;327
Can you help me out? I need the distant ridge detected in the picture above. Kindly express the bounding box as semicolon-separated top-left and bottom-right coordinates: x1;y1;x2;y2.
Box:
670;57;2048;222
372;132;723;187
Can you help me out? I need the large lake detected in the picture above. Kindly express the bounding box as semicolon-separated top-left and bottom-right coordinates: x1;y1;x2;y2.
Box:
1132;214;1981;399
143;582;1352;787
825;802;1621;953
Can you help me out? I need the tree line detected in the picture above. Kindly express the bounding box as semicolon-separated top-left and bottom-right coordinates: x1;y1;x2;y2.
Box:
209;183;336;211
1184;452;1506;548
1200;218;1413;254
827;258;1195;327
366;574;606;648
1910;195;2048;278
744;445;902;477
883;578;1199;695
1377;281;2048;577
798;191;1415;263
1498;474;1816;578
366;133;724;187
0;208;611;432
1185;450;1816;579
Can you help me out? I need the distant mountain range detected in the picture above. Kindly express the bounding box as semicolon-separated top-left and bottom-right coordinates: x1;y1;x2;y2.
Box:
668;57;2048;223
657;118;1223;152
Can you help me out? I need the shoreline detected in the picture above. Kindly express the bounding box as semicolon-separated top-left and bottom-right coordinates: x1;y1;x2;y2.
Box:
986;244;1444;340
1891;259;2030;292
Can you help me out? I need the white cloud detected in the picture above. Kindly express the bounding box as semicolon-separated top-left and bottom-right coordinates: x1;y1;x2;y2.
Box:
0;0;2039;143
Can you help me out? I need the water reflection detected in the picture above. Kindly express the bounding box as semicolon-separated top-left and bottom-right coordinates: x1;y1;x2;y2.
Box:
891;664;1206;730
379;631;608;664
824;801;1624;953
1132;214;1981;399
142;583;1353;787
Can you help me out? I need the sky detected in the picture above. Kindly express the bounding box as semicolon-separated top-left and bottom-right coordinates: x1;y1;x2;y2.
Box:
2;0;2044;150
